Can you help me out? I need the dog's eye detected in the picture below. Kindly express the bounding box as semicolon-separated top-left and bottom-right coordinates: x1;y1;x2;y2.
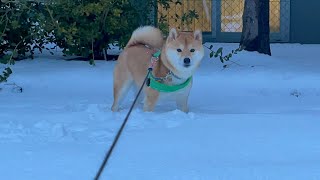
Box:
177;49;182;52
190;49;195;52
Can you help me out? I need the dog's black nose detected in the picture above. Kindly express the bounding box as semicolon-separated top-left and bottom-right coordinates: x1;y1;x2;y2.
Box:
183;58;190;64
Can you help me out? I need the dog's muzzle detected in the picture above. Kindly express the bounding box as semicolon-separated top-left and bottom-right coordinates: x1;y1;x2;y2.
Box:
184;58;191;67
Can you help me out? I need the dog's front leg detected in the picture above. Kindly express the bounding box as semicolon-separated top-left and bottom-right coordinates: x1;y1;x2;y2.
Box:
143;88;159;112
176;94;189;113
176;86;191;113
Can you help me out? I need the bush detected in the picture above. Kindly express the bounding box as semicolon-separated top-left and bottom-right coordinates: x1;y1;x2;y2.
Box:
1;0;201;63
0;0;50;83
43;0;198;61
44;0;148;61
0;0;48;60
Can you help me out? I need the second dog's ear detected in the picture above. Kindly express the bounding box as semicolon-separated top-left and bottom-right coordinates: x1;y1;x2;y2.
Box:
168;28;178;41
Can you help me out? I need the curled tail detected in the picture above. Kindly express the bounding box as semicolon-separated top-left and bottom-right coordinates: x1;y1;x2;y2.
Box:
126;26;164;49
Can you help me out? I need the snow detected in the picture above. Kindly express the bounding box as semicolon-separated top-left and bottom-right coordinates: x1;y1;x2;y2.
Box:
1;43;320;180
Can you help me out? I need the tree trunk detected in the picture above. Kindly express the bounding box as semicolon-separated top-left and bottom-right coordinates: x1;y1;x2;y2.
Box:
258;0;271;55
240;0;271;55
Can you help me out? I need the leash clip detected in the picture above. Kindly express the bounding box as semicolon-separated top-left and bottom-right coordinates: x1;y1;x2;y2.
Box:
149;56;159;69
146;78;151;87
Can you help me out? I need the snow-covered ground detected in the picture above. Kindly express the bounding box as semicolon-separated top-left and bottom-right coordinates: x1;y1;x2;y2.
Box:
1;43;320;180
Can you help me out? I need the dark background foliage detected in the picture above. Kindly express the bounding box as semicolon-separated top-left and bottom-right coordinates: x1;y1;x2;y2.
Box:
0;0;201;83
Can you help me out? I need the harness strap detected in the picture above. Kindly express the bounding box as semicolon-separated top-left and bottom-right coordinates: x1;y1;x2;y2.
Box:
149;50;160;70
148;75;192;92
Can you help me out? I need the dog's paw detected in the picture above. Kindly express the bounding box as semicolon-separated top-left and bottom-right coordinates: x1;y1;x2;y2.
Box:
111;105;120;112
178;106;189;113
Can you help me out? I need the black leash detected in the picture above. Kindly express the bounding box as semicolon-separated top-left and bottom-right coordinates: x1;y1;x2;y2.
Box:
94;68;153;180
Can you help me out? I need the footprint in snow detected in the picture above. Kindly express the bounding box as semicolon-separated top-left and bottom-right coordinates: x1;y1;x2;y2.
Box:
163;110;196;128
68;125;88;132
86;104;111;121
34;121;72;141
89;130;114;143
64;103;88;112
0;122;26;142
51;123;68;139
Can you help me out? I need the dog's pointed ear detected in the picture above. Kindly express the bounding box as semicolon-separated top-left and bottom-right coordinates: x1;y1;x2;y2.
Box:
194;30;202;41
168;28;178;41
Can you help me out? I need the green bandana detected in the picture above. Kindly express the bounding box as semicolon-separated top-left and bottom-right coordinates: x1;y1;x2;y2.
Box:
147;74;192;92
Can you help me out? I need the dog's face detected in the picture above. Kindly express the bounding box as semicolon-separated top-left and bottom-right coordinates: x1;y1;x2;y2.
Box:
164;28;204;78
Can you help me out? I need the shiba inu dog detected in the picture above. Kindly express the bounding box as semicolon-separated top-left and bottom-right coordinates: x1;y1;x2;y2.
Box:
111;26;204;112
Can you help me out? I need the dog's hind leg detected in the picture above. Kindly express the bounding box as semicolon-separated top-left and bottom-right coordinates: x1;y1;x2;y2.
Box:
111;64;133;112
